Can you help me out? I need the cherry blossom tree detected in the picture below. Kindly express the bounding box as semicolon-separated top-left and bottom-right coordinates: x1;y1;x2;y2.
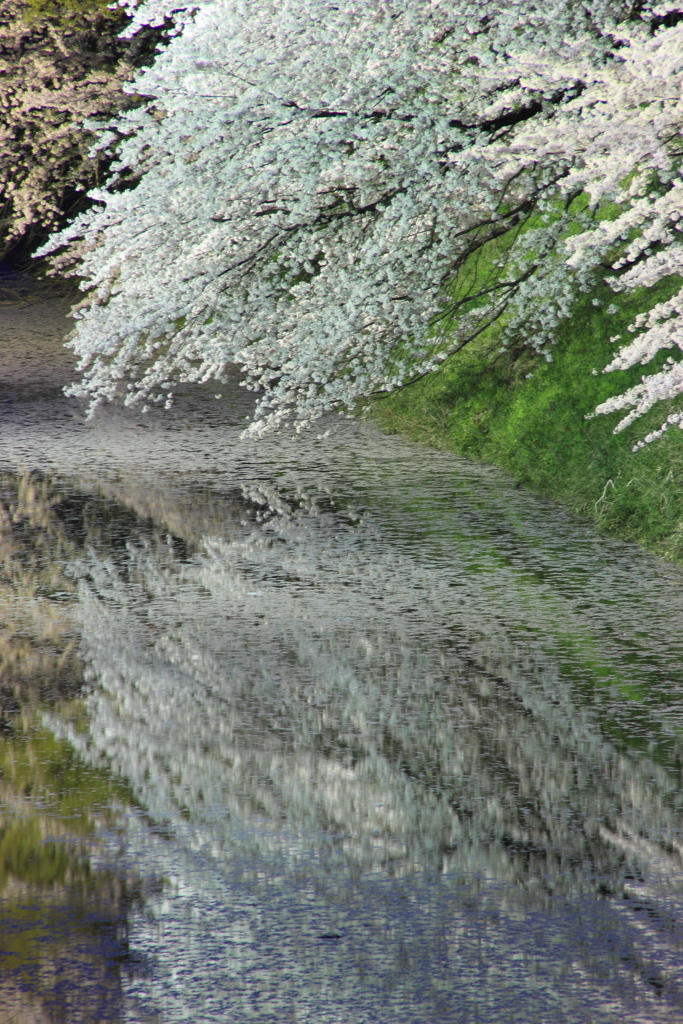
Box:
516;2;683;447
0;0;169;260
38;0;683;441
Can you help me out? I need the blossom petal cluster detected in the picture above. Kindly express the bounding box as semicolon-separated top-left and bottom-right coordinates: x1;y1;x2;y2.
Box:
37;0;683;441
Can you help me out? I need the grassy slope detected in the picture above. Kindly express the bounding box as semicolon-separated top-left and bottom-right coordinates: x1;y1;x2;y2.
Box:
372;276;683;564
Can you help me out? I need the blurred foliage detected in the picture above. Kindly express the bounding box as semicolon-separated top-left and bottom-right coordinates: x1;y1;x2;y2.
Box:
22;0;124;24
0;0;170;266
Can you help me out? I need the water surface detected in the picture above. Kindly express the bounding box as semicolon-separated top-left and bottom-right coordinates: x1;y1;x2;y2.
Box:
1;269;683;1022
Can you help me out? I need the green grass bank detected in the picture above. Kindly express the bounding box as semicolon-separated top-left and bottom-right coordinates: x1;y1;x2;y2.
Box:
371;277;683;565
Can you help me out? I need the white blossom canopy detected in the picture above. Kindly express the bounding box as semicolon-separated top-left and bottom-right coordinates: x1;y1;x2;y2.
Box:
38;0;683;441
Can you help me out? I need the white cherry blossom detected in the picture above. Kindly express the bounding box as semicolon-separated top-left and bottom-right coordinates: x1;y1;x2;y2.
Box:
37;0;683;441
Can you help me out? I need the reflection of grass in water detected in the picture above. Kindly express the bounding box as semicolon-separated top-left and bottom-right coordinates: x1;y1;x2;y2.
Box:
0;710;144;1016
0;865;139;1024
0;719;133;871
0;712;145;1020
0;468;139;841
0;470;145;1019
360;459;683;766
548;629;682;764
497;570;683;768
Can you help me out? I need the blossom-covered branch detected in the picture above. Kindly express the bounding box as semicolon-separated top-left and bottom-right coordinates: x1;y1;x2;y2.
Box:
38;0;683;441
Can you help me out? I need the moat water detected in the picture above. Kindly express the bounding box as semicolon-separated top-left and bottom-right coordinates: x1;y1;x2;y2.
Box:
1;268;683;1022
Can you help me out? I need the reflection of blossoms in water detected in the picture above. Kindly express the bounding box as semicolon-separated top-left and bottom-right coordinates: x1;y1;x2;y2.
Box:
42;479;683;1023
5;275;683;1020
